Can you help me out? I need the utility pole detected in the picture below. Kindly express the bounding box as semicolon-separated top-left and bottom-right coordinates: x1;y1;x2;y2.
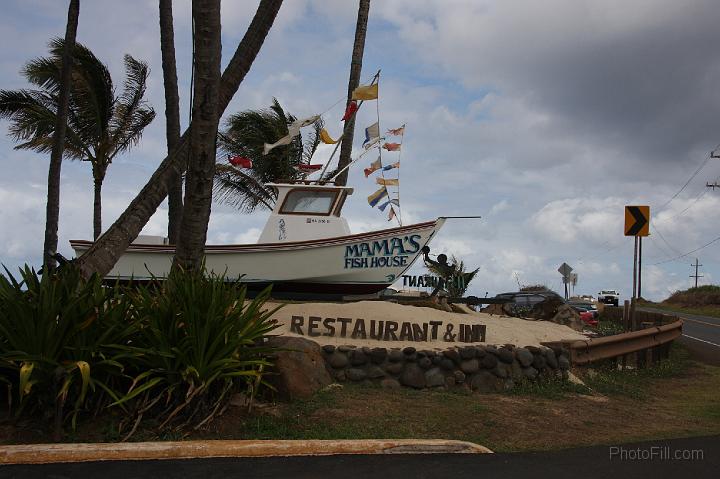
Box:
690;258;703;288
638;236;642;299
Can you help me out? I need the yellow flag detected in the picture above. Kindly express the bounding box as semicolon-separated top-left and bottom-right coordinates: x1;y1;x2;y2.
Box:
376;177;399;186
319;128;338;144
352;83;378;100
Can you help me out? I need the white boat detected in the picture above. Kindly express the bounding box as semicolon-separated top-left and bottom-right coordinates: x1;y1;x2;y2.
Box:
70;182;446;295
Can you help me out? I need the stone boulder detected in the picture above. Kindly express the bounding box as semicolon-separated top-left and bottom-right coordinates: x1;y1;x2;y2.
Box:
266;337;332;400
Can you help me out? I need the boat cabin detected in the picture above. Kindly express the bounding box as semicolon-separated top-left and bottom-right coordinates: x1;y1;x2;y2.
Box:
257;182;354;243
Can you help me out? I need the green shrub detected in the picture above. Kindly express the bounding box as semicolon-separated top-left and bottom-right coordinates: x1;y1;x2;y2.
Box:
116;269;280;435
665;285;720;306
0;265;136;430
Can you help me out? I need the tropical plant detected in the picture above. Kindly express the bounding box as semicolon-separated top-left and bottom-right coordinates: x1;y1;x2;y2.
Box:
0;265;137;436
424;255;480;297
116;269;280;436
43;0;80;270
159;0;184;244
215;98;323;212
76;0;284;280
0;39;156;239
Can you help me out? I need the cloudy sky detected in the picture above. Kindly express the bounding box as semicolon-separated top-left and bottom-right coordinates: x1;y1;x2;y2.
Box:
2;0;720;301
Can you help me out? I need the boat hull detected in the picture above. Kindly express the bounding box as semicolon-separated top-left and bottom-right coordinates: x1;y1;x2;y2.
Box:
70;219;445;295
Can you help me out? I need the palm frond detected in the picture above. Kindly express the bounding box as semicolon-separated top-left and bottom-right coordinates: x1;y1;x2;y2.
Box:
213;164;277;213
0;89;87;160
108;55;155;162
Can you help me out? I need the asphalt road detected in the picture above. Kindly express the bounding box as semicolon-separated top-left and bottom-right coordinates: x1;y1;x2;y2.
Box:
2;435;718;479
639;307;720;365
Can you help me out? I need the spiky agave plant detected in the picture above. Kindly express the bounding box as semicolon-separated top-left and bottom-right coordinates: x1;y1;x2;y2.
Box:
0;265;137;434
115;268;281;436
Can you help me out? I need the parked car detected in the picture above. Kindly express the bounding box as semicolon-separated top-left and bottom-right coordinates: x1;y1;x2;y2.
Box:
568;301;599;319
578;310;598;327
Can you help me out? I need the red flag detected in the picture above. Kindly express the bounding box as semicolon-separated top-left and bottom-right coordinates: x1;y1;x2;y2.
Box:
229;155;252;168
382;142;401;152
341;100;358;121
295;164;323;173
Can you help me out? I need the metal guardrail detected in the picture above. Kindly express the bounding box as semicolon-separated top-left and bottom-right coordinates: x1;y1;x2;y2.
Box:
543;318;683;365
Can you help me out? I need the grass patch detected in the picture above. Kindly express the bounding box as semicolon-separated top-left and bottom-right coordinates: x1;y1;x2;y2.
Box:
642;302;720;319
580;344;690;399
508;376;591;399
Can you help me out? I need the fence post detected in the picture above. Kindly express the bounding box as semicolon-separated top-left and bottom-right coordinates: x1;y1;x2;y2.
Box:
623;300;630;331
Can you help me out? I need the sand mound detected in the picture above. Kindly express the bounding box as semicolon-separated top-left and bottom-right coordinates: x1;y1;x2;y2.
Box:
266;300;587;349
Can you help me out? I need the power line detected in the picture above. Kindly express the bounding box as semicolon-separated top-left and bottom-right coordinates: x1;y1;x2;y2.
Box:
651;234;720;266
656;145;719;212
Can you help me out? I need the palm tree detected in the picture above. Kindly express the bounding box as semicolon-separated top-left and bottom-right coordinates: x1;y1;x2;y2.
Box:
173;0;222;271
43;0;79;271
336;0;371;187
214;99;322;212
0;40;155;239
159;0;183;245
75;0;284;279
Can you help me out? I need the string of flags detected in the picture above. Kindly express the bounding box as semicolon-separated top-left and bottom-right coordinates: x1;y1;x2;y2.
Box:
235;75;404;224
263;115;320;155
364;122;405;222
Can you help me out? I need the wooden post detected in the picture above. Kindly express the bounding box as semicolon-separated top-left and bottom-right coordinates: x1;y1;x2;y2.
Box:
623;299;630;331
638;236;643;299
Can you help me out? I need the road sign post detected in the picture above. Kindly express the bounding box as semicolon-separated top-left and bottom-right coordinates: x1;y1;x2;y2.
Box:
625;205;650;331
557;263;573;300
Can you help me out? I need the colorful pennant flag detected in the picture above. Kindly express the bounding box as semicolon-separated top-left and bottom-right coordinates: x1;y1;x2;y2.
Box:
363;122;379;147
352;83;378;101
363;136;380;150
341;100;358;121
376;177;399;186
263;115;320;155
382;161;400;171
387;125;405;136
319;128;339;144
367;186;389;207
294;164;323;174
378;198;400;212
382;142;401;152
228;155;252;168
388;207;396;222
363;157;382;177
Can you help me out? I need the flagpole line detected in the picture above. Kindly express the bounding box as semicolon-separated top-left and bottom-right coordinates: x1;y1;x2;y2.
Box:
328;143;378;182
374;77;400;227
396;124;405;226
317;70;382;182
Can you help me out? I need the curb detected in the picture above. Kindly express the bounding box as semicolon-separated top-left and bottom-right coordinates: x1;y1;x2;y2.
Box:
0;439;492;465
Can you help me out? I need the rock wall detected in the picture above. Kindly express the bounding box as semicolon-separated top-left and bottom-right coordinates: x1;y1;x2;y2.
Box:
320;344;570;392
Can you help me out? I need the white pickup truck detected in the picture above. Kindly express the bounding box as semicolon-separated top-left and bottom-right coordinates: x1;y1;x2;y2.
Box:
598;289;620;307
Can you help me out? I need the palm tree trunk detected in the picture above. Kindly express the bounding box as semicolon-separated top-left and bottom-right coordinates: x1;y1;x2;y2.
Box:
75;0;283;279
159;0;183;245
92;165;106;240
43;0;79;270
173;0;222;271
336;0;370;187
